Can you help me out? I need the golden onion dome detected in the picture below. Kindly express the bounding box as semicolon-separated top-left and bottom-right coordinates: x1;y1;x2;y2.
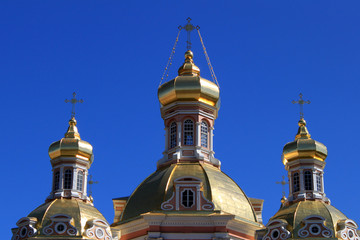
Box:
116;163;258;224
269;201;347;238
282;118;327;165
48;117;93;162
158;50;220;108
26;198;112;238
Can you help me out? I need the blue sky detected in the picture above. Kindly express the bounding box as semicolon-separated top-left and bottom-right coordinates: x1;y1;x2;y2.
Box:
2;1;360;238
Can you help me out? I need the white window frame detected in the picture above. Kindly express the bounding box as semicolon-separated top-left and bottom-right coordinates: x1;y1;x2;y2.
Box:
54;171;60;191
180;188;195;208
304;170;313;191
77;171;84;191
170;122;177;148
201;121;208;148
293;172;300;192
316;173;322;192
183;119;194;145
64;169;73;189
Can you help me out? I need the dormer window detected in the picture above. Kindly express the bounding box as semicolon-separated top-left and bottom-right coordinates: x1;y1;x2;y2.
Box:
304;170;313;190
161;176;214;211
181;189;195;208
184;119;194;145
64;169;73;189
170;122;177;148
201;121;208;148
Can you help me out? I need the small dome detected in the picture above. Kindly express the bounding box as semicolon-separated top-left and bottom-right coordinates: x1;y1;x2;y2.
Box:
282;118;327;165
117;163;257;224
269;201;347;238
48;117;93;162
158;50;220;108
26;198;112;238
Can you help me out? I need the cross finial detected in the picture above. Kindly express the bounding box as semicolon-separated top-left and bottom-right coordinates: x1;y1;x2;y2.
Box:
276;176;288;197
180;17;197;50
292;93;310;119
65;92;83;118
88;175;98;197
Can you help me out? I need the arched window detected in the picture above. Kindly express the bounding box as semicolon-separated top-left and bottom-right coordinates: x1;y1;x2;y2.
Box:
316;173;322;192
293;172;300;192
64;169;73;189
181;189;194;208
77;171;84;191
54;171;60;191
184;119;194;145
201;121;208;148
170;122;177;148
304;170;313;190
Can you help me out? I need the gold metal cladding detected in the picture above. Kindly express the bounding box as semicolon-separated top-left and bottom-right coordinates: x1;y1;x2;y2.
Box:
119;163;257;224
158;50;220;108
270;201;347;238
158;76;219;107
27;198;109;237
48;117;93;161
282;118;327;165
48;138;93;160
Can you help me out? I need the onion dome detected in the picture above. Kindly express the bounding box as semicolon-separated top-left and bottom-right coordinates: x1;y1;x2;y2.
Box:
282;118;327;165
48;117;93;162
116;162;258;224
18;198;112;239
158;50;220;108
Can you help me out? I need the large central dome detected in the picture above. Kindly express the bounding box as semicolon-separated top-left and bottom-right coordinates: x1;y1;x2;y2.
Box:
118;163;257;224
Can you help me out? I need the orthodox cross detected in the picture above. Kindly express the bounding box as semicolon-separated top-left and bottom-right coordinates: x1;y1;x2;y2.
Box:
88;175;98;196
276;176;288;197
181;17;197;50
65;92;83;118
292;93;310;119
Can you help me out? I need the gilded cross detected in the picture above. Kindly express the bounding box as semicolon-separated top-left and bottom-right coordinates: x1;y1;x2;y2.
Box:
292;93;310;119
182;17;196;50
88;175;98;196
65;92;83;118
276;176;288;197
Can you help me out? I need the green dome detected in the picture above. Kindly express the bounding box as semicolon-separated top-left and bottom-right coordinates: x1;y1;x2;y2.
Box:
26;199;111;238
270;201;347;238
118;163;257;224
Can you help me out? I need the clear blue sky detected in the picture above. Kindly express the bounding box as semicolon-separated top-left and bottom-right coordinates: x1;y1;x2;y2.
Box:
2;1;360;238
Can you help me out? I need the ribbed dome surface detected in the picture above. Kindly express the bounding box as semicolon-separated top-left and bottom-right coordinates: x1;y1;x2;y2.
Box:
282;118;327;164
158;51;220;108
270;201;347;238
48;118;93;161
27;199;109;237
119;163;257;223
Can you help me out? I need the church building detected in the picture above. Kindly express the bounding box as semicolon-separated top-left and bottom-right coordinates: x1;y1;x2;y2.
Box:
11;20;359;240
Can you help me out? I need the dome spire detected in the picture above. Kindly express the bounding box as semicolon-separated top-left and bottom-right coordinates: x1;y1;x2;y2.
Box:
178;50;200;76
65;117;81;139
295;118;311;140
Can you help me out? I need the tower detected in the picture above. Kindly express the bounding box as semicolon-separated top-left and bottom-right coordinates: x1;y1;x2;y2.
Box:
257;96;360;240
11;94;114;240
111;20;264;240
157;49;220;168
